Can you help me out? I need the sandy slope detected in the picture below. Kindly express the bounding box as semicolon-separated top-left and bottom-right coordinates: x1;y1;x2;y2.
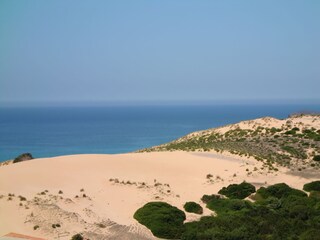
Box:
0;152;318;239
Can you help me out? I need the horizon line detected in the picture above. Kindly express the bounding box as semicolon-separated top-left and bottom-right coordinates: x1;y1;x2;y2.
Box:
0;99;320;108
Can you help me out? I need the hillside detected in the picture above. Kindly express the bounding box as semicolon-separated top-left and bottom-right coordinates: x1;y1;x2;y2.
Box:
140;114;320;171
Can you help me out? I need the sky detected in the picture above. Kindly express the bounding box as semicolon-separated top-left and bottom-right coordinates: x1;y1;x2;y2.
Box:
0;0;319;106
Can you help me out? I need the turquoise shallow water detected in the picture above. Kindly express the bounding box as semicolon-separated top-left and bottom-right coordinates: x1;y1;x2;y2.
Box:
0;104;319;162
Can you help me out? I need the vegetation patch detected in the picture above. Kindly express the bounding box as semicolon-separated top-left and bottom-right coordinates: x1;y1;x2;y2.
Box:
135;182;320;239
140;116;320;170
303;181;320;192
133;202;186;239
184;202;203;214
201;194;223;204
71;234;83;240
206;197;253;215
13;153;33;163
313;155;320;161
218;182;256;199
254;183;307;200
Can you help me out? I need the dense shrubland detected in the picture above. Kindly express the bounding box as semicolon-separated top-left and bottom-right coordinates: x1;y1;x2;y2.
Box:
134;181;320;240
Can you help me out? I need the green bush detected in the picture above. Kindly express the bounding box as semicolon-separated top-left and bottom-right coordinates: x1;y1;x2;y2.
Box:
201;194;223;204
184;202;203;214
71;234;83;240
303;181;320;192
13;153;33;163
134;202;186;239
206;198;253;215
255;183;307;199
313;155;320;162
218;182;256;199
309;191;320;200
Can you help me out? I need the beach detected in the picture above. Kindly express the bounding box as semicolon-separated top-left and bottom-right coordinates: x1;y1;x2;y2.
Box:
0;151;317;239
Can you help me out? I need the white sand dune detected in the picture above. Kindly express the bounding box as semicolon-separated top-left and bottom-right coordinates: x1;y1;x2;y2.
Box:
0;151;318;239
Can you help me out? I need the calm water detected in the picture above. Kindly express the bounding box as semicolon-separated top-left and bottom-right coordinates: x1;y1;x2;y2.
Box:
0;104;319;162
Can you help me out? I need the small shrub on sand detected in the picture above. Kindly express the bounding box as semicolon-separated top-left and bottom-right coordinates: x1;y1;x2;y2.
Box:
58;190;63;194
134;202;185;239
313;155;320;162
206;174;213;179
184;202;203;214
218;182;256;199
33;225;39;230
97;223;106;228
19;196;27;201
303;181;320;192
13;153;33;163
71;234;83;240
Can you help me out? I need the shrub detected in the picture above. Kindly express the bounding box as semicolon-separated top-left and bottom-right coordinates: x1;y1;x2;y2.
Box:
71;234;83;240
19;196;27;201
300;229;320;240
313;155;320;162
134;202;186;239
184;202;203;214
218;182;256;199
309;191;320;200
13;153;33;163
33;225;39;230
303;181;320;192
206;198;253;215
255;183;307;200
201;194;223;204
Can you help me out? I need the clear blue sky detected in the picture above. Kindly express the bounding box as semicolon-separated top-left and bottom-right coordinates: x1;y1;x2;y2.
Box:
0;0;319;105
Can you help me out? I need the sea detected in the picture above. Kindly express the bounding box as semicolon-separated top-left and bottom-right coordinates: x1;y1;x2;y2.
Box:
0;104;320;162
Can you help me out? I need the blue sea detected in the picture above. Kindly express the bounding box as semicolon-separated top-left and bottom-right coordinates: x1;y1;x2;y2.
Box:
0;104;319;162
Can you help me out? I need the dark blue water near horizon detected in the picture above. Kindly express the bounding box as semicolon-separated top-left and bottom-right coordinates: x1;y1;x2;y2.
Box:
0;104;319;162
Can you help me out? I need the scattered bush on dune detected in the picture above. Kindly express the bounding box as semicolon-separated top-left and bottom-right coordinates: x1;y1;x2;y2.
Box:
71;234;83;240
133;202;186;239
184;202;203;214
313;155;320;161
303;181;320;192
218;182;256;199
